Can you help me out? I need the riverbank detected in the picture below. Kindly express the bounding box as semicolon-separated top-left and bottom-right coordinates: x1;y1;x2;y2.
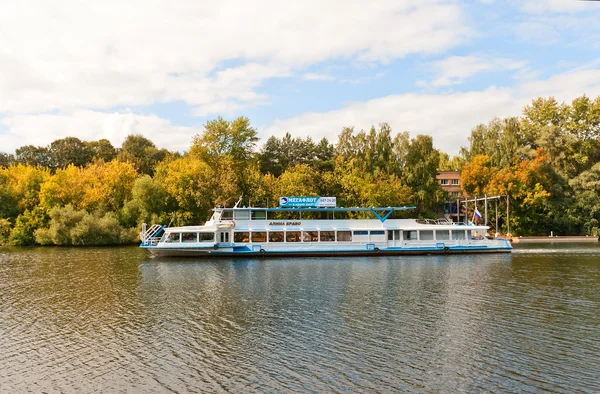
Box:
511;235;599;244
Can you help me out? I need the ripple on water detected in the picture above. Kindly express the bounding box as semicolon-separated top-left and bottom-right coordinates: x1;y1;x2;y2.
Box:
1;247;599;392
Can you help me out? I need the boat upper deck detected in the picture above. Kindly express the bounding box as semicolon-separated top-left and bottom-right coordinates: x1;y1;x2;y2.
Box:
211;205;418;223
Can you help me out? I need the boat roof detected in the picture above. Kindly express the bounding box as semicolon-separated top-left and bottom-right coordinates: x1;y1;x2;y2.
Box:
213;206;416;212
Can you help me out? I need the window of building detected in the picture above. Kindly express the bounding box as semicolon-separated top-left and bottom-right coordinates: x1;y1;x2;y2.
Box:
286;231;301;242
452;179;459;185
181;232;197;243
269;231;284;242
251;231;267;242
320;231;335;242
337;231;352;241
440;179;449;185
234;232;249;243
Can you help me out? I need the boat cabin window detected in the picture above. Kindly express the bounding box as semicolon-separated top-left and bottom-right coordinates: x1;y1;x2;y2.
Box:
251;231;267;242
285;231;300;242
436;230;450;240
452;230;466;240
420;230;434;241
251;210;267;220
337;231;352;242
404;230;417;240
181;232;197;243
320;231;335;242
388;230;401;241
353;230;368;235
165;233;180;243
269;231;284;242
302;231;318;242
199;233;214;242
234;210;250;220
234;231;250;243
370;230;385;235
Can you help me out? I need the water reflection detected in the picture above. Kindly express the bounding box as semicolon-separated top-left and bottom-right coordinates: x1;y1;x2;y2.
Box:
1;245;599;392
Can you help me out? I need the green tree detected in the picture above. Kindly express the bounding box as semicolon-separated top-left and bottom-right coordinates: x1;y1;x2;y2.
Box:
48;137;93;169
153;155;239;225
35;205;137;246
565;162;600;235
118;135;167;175
403;135;442;212
0;152;15;167
9;207;49;246
192;116;258;165
87;139;117;162
15;145;51;167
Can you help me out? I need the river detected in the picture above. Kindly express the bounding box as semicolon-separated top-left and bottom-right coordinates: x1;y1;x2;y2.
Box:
1;244;599;393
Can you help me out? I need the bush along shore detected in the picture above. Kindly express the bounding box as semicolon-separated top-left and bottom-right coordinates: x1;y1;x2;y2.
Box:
1;95;600;247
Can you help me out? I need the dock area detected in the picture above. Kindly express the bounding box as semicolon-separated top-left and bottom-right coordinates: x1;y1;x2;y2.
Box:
511;236;599;244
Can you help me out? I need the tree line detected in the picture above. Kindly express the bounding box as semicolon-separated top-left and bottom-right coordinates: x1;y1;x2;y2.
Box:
1;95;599;246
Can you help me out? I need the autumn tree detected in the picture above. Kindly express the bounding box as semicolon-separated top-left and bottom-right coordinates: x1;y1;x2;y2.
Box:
118;135;168;176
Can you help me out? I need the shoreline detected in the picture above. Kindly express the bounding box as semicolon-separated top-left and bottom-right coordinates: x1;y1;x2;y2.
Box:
511;236;599;244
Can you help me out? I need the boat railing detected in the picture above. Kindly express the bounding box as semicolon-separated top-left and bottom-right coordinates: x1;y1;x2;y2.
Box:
140;224;165;245
416;219;458;225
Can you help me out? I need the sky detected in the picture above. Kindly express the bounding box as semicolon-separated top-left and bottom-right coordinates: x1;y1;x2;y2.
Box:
1;0;600;156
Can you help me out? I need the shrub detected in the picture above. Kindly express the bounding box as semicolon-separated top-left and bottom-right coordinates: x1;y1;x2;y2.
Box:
34;205;138;246
9;207;49;246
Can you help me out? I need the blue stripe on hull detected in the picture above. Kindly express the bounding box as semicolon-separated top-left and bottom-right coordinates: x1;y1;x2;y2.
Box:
142;245;512;258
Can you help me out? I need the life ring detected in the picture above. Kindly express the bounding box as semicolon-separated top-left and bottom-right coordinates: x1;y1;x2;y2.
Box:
218;220;235;229
374;247;380;253
213;244;219;250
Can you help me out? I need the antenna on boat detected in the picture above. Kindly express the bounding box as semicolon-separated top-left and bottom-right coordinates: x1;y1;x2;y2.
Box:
233;195;243;208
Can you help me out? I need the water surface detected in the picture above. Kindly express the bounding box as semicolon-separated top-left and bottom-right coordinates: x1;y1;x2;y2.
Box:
1;244;599;392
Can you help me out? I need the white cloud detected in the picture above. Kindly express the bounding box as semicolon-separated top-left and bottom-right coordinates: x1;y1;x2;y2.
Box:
517;0;589;14
0;0;470;116
262;67;600;156
0;111;200;153
426;55;527;87
302;73;336;82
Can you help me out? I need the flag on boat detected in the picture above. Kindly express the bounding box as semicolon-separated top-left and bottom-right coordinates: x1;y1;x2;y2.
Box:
473;207;482;222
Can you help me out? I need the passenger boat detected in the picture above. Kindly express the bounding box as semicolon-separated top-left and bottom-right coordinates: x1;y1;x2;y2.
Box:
139;197;512;257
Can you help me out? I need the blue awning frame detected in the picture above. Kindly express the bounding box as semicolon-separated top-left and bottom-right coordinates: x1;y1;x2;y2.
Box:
214;206;416;223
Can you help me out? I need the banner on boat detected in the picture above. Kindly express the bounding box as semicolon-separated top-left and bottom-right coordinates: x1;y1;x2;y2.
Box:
279;196;336;208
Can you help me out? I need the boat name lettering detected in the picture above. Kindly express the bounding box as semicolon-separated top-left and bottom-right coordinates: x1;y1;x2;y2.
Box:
279;196;336;207
269;221;301;226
